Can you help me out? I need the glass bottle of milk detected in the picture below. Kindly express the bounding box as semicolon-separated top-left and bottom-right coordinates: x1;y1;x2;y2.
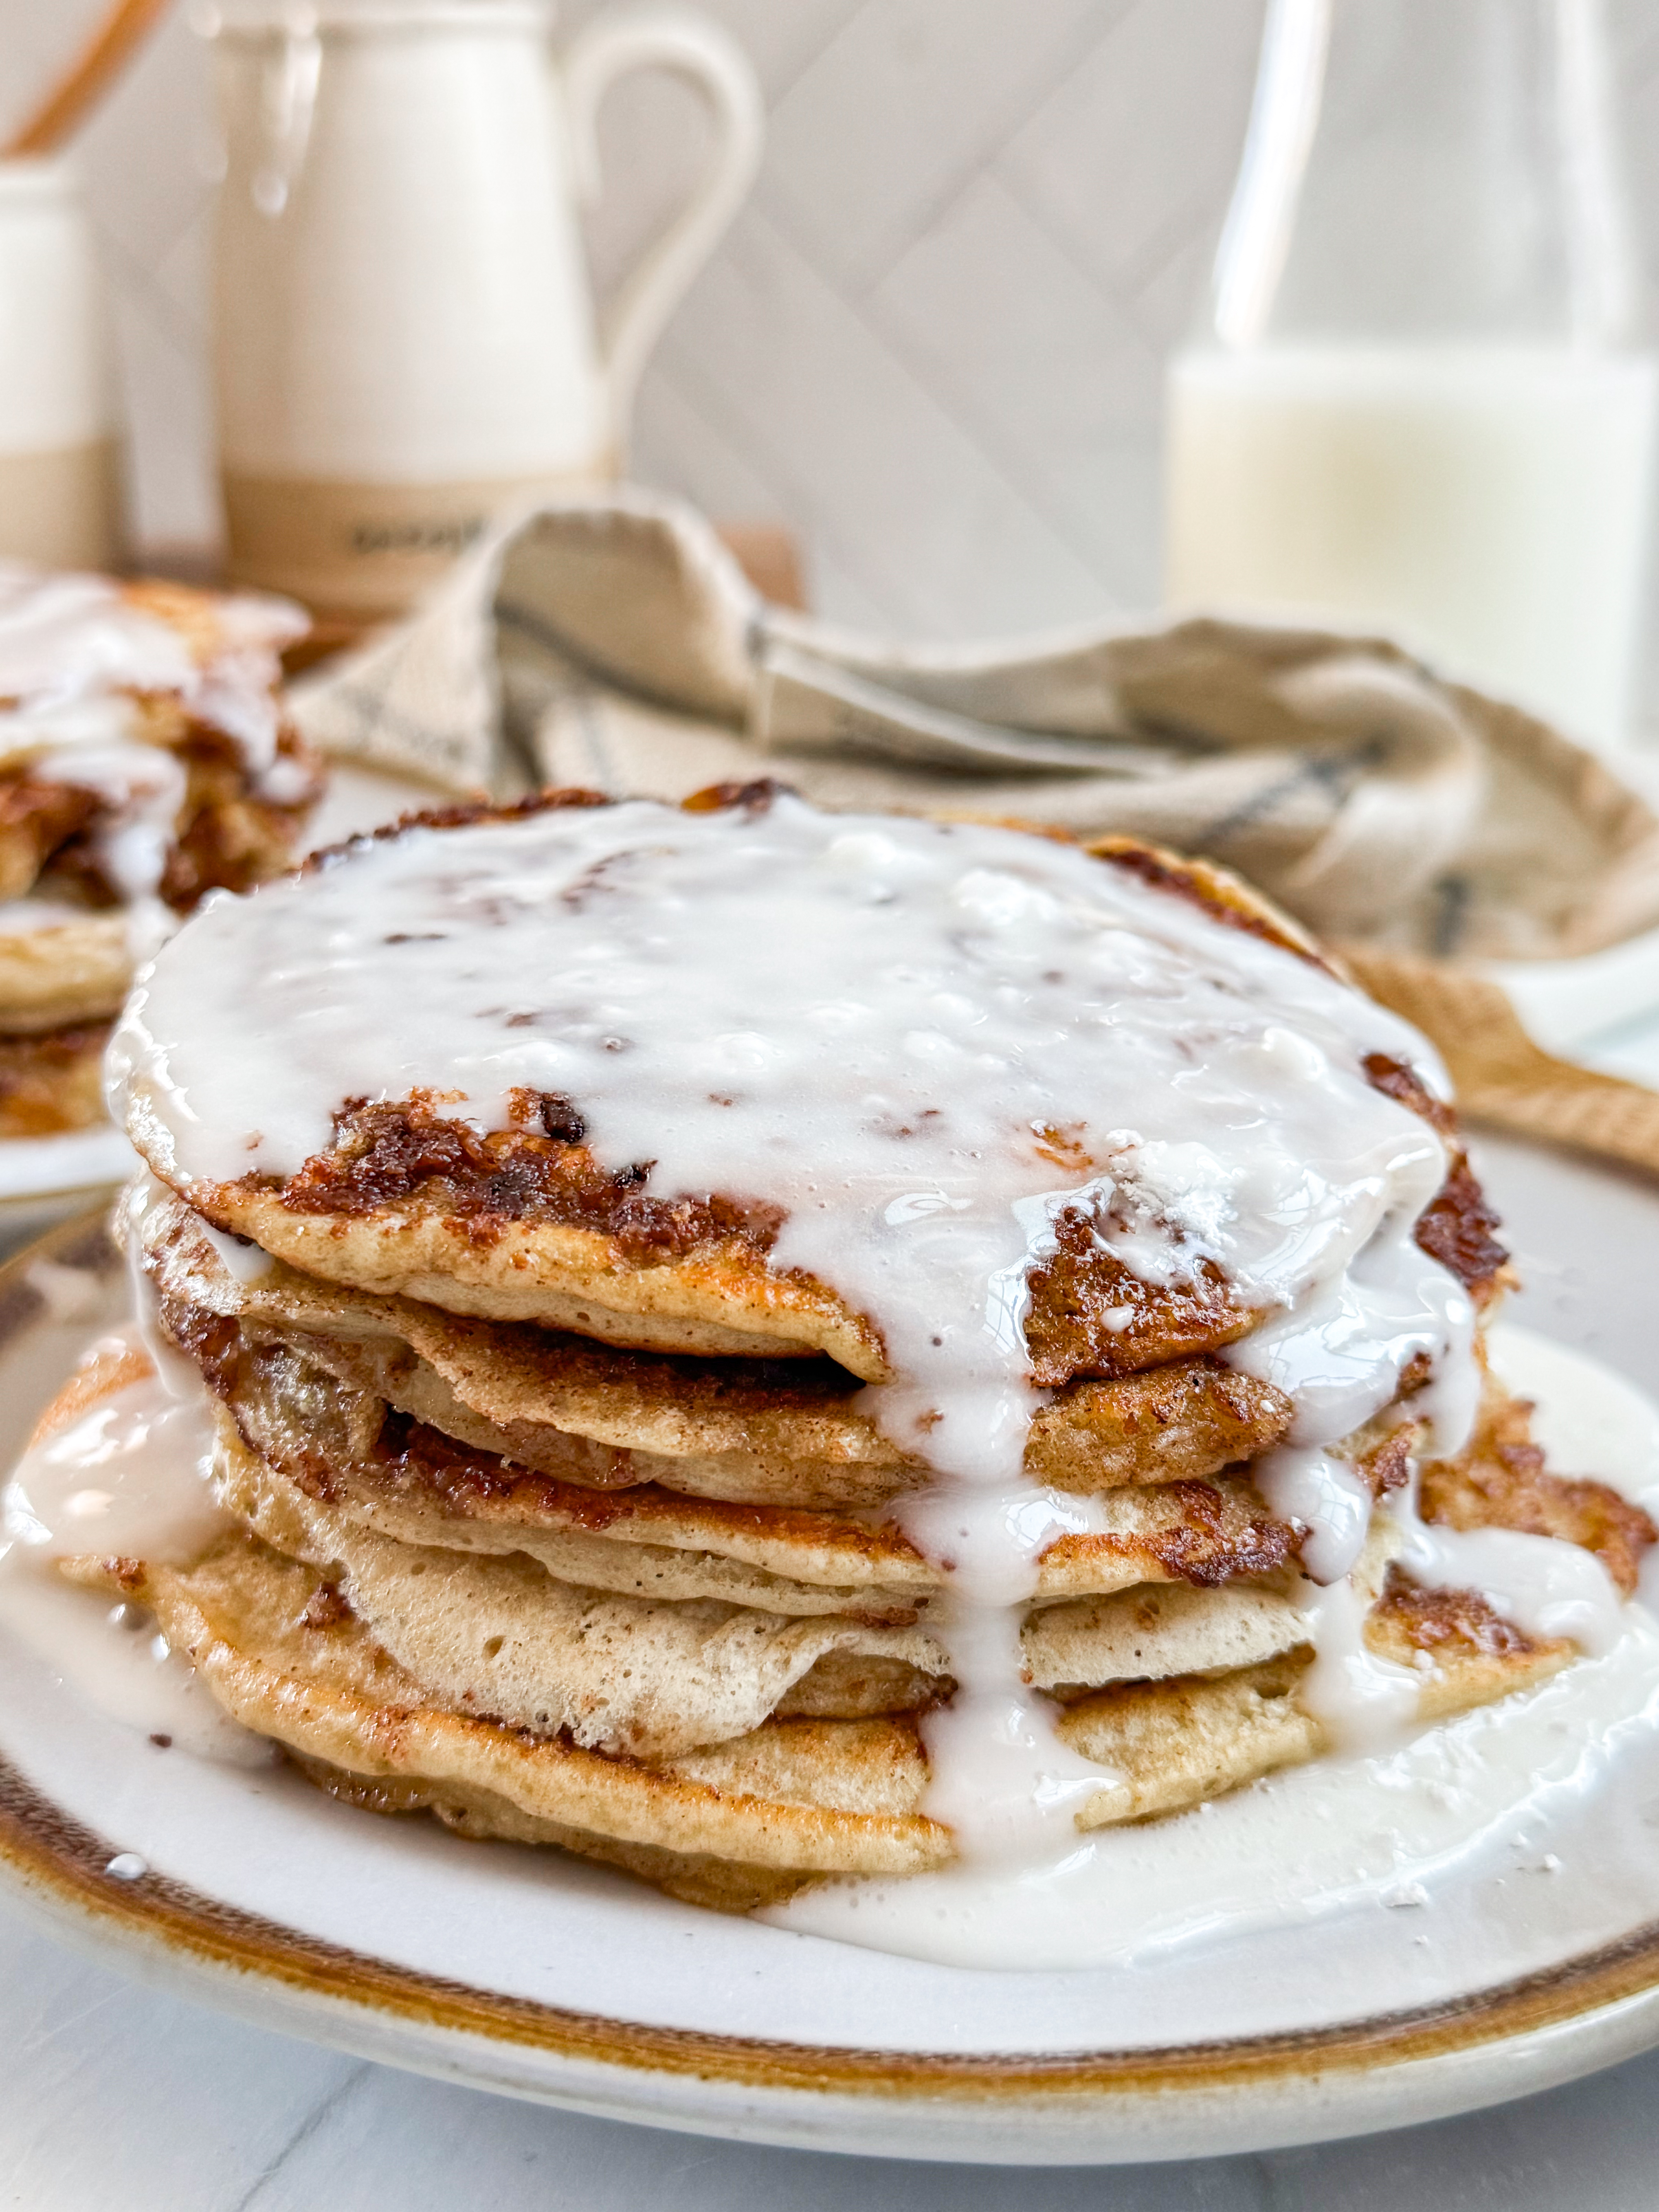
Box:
1164;0;1657;754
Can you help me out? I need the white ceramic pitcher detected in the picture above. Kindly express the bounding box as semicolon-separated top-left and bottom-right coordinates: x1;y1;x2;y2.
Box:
203;0;762;618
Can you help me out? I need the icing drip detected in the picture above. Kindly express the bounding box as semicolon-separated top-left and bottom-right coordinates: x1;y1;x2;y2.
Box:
0;1321;259;1764
1403;1524;1625;1656
50;738;188;908
1295;1571;1422;1747
1254;1446;1375;1585
101;797;1612;1865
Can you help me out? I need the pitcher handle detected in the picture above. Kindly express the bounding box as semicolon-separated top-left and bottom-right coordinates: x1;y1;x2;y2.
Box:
563;6;763;459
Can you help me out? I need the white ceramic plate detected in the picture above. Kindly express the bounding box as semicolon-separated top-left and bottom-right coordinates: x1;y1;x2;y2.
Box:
3;1134;1659;2167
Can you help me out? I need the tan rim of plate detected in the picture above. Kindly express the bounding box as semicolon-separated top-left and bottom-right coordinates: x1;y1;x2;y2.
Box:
4;1213;1659;2112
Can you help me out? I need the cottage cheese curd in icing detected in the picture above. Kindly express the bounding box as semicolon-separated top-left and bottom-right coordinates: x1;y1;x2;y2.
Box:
84;793;1658;1949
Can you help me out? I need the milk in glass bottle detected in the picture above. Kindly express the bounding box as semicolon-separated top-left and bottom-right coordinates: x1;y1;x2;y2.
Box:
1164;0;1656;753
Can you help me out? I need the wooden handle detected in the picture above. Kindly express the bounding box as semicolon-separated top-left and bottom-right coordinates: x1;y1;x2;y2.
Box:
4;0;173;160
1343;945;1659;1179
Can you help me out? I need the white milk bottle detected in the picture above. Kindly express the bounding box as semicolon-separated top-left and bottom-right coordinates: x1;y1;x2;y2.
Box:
1165;0;1656;756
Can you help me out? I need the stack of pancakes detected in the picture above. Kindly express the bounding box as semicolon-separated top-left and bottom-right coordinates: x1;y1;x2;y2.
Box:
0;570;319;1139
48;800;1651;1915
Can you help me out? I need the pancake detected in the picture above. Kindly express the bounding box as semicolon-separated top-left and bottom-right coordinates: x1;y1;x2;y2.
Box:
35;1333;1624;1911
158;1294;1645;1635
55;1518;1580;1907
211;1415;955;1756
58;1537;951;1895
190;1320;1303;1605
210;1407;1329;1727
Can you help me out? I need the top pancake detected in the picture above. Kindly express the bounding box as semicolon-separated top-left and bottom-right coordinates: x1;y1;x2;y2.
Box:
115;789;1505;1384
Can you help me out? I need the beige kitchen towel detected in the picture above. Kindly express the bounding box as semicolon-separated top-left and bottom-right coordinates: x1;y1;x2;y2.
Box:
291;488;1659;1166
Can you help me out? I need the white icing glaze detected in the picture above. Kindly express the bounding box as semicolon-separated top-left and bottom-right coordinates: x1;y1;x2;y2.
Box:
1294;1569;1422;1747
2;1331;225;1567
50;739;187;907
121;1175;212;1398
0;1323;263;1765
0;562;305;907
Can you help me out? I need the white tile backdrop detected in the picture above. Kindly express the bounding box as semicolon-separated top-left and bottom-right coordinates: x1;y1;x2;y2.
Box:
9;0;1659;659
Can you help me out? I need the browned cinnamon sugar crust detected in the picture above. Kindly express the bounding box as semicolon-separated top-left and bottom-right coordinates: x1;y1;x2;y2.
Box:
0;1019;111;1135
1023;1224;1250;1386
1091;838;1327;967
1421;1381;1657;1596
163;727;323;910
271;1091;785;1262
1039;1478;1297;1593
1365;1566;1575;1711
296;784;611;876
1027;1358;1293;1489
1362;1052;1510;1303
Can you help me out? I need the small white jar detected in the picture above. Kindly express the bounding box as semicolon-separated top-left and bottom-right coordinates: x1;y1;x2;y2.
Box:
0;158;122;572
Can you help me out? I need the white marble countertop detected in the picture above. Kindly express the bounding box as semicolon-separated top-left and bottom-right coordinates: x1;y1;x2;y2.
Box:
3;1887;1658;2211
